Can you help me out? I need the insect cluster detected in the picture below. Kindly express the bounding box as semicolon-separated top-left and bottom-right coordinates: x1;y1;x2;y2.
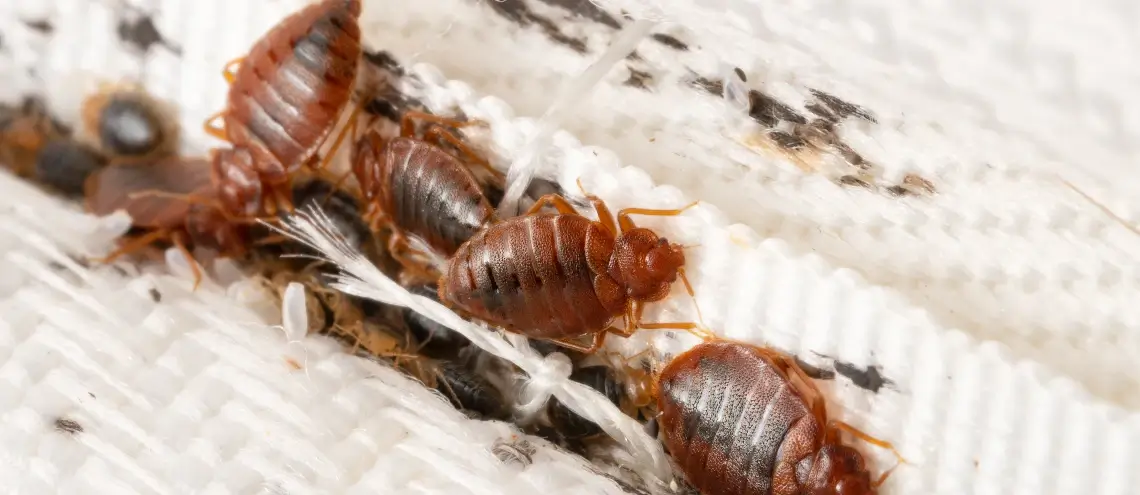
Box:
0;1;905;493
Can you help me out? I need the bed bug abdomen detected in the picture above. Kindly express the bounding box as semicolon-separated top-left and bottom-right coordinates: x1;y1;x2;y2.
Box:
657;341;819;495
381;137;495;255
439;214;619;340
223;0;363;182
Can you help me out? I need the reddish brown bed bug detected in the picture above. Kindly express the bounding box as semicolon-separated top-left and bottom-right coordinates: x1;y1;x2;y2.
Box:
655;340;905;495
349;110;502;269
202;0;365;212
438;185;711;353
84;157;253;287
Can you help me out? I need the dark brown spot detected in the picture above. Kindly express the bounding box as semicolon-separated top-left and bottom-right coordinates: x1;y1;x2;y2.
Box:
23;19;53;34
832;142;870;170
118;15;169;53
837;175;873;189
623;68;653;89
651;33;688;51
148;287;161;302
748;90;807;127
483;0;588;53
732;67;747;82
884;185;911;197
769;131;806;151
795;356;835;380
834;360;891;392
689;75;723;97
809;88;876;123
54;417;83;435
902;173;937;195
536;0;623;29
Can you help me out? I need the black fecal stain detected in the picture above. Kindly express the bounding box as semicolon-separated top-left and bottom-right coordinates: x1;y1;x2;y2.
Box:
834;361;891;392
748;90;807;127
363;49;404;76
148;287;162;302
795;356;835;380
651;33;688;51
689;75;723;97
118;15;181;55
484;0;588;53
624;68;653;89
54;417;83;435
88;392;95;399
884;185;911;197
733;67;747;82
24;19;53;34
805;102;839;122
769;131;806;151
809;88;876;123
837;175;873;189
536;0;623;29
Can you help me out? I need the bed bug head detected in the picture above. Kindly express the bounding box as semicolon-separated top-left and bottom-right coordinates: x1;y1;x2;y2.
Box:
802;444;876;495
611;228;687;302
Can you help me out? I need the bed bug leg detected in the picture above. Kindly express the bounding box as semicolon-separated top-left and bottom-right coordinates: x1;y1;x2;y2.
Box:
522;194;581;216
222;57;245;84
93;228;172;264
616;201;700;232
421;125;501;180
171;231;204;290
203;111;228;141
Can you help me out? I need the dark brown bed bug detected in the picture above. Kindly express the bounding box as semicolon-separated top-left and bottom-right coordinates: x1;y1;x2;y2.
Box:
426;360;506;419
34;139;108;197
547;364;623;440
84;157;252;287
81;84;176;161
350;110;501;269
0;97;69;177
438;187;710;353
202;0;365;211
402;283;471;359
656;340;904;495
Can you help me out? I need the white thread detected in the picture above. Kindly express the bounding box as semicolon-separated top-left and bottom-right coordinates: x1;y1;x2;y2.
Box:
274;207;676;490
497;18;658;215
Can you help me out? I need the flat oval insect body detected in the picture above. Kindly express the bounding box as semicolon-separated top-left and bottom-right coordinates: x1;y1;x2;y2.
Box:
548;365;622;439
657;341;878;495
222;0;363;184
431;360;505;419
402;283;470;359
442;213;618;341
439;189;702;354
292;179;370;248
35;139;107;197
354;134;495;256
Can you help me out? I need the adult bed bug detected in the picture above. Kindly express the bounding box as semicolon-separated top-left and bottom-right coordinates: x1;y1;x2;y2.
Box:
656;340;904;495
438;186;708;353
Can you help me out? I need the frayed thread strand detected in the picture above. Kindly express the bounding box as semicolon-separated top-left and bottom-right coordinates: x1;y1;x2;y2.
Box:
274;206;675;491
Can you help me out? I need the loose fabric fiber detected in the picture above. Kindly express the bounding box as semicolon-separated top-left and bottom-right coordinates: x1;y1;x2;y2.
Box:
1;0;1138;494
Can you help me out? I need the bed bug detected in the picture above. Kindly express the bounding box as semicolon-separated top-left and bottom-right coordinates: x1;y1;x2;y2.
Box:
401;283;471;359
81;84;176;161
33;139;108;197
424;359;507;419
655;340;904;495
350;110;501;270
84;157;252;287
438;186;709;353
0;97;69;177
203;0;365;211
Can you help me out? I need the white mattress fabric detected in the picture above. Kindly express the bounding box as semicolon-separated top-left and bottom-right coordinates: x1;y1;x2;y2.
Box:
1;0;1138;494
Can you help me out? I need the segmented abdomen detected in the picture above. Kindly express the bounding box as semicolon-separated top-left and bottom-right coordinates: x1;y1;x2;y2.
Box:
224;0;362;182
381;138;494;256
440;214;617;340
657;341;818;495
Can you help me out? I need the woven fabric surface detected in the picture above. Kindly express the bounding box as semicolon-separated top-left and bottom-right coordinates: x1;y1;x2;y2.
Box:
1;0;1139;494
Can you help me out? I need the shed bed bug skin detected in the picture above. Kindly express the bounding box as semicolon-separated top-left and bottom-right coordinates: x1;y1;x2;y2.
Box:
350;110;501;270
84;157;252;288
439;185;709;353
202;0;365;212
656;340;904;495
81;84;176;161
